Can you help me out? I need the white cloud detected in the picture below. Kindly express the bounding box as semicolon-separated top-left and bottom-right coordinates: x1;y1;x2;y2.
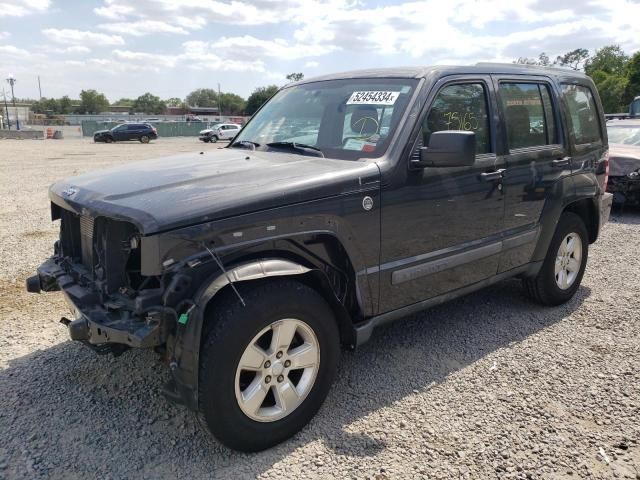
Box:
203;36;338;61
0;45;30;56
42;28;125;46
113;49;179;68
86;44;266;73
99;20;189;36
0;0;50;17
64;46;91;54
304;61;319;68
0;32;10;39
87;0;640;68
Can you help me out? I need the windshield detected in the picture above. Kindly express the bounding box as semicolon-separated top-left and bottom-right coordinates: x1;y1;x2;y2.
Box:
233;78;419;159
607;125;640;146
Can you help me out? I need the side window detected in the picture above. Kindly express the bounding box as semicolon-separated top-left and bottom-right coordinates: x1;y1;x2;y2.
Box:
499;83;558;150
561;84;602;145
422;83;490;154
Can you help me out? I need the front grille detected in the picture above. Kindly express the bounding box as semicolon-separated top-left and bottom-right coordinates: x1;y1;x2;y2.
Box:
79;215;95;270
58;209;140;294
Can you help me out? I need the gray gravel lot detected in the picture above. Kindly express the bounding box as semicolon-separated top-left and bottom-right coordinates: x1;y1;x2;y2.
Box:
1;138;639;479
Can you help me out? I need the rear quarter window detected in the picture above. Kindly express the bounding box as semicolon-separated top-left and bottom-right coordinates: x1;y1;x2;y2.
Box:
561;84;602;145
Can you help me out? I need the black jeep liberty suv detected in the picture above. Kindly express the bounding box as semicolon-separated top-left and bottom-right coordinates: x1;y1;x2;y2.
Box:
28;64;613;451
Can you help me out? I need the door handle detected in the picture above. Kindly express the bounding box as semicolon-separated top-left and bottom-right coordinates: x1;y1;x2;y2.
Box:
552;157;571;167
480;169;506;181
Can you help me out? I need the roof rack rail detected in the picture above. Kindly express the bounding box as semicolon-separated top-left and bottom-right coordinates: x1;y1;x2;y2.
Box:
475;62;574;72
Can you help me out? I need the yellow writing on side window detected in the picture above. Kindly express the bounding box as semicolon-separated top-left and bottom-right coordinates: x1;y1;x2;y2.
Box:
443;112;479;131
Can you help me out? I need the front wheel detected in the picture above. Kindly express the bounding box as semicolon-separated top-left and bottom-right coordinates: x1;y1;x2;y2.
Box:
198;279;340;452
105;136;113;143
523;212;589;305
210;135;218;143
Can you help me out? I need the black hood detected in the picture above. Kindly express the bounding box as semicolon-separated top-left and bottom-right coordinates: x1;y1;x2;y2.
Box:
49;148;380;234
93;129;110;135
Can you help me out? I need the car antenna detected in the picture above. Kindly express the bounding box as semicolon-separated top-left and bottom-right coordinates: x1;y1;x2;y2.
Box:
201;242;246;307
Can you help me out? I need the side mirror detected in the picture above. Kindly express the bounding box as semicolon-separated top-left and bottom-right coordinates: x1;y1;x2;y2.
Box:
412;130;476;168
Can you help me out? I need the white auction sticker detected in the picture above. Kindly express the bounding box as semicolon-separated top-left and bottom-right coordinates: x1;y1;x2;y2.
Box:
347;91;400;105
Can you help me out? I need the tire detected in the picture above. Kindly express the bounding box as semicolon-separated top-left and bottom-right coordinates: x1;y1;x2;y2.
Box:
105;137;113;143
523;212;589;306
198;279;340;452
210;135;218;143
140;135;150;144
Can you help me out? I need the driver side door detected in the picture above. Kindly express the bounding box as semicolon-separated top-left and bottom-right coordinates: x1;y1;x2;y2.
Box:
379;76;506;312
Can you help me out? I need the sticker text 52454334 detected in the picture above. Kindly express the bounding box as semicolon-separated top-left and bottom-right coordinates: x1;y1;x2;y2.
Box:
347;91;400;105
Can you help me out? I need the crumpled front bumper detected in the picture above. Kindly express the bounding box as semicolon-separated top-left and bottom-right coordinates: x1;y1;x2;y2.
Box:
607;175;640;206
26;257;174;350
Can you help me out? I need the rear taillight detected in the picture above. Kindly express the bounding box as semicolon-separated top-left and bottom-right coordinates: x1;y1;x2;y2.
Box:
152;128;157;134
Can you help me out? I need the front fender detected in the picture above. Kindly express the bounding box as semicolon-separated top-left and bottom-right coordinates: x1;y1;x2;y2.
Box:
166;259;319;410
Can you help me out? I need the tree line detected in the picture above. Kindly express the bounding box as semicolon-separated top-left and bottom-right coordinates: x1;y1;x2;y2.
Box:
515;45;640;113
27;73;305;117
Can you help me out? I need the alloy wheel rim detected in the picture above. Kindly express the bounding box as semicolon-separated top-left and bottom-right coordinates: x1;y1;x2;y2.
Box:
234;318;320;422
555;232;582;290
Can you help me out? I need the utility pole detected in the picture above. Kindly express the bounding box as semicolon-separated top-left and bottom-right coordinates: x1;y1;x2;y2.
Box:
6;74;19;130
218;83;222;117
2;88;10;130
38;76;42;100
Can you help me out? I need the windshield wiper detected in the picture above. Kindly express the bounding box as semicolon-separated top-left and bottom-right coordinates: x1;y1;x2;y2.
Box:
266;141;324;158
230;140;260;150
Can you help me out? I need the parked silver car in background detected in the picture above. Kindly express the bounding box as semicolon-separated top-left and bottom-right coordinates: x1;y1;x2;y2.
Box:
199;123;242;143
606;119;640;206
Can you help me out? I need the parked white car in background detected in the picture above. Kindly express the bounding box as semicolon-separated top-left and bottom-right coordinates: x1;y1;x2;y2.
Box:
199;123;242;143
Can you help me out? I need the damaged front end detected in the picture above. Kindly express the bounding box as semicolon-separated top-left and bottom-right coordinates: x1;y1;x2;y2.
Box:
27;206;180;356
608;170;640;206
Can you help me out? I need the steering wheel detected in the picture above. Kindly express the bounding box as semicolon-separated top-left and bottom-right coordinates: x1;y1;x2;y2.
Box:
351;116;379;136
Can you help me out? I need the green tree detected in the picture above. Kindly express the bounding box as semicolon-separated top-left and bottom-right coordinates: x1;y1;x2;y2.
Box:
594;73;629;113
286;72;304;82
245;85;279;115
58;96;73;114
514;52;550;66
165;97;185;107
585;45;629;77
77;89;110;114
554;48;590;70
114;97;134;106
132;92;167;114
186;88;219;107
219;92;246;115
625;51;640;106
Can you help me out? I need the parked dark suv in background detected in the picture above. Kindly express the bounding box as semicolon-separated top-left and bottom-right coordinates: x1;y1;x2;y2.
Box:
93;123;158;143
29;63;612;452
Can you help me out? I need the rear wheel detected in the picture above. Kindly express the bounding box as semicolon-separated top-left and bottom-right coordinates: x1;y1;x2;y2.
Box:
140;135;150;144
198;279;340;452
523;212;589;305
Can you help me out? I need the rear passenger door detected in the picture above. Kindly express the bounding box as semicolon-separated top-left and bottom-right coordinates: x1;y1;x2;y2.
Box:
560;83;607;193
492;77;571;272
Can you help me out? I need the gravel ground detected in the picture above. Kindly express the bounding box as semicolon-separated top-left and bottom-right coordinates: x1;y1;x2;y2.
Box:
1;138;639;480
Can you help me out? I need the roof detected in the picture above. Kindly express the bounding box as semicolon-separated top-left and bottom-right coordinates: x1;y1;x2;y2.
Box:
295;63;588;86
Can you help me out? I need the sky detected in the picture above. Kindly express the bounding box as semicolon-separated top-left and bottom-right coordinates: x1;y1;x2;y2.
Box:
0;0;639;102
